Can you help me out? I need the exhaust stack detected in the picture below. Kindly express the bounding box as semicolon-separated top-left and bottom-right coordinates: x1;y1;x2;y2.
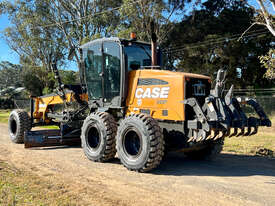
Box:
151;21;157;67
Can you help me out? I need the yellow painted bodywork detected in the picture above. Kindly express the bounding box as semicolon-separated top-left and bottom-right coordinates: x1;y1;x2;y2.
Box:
32;69;210;123
126;69;210;121
32;92;88;122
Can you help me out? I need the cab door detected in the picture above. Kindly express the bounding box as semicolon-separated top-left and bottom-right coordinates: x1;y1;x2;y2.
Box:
103;41;122;106
84;42;103;101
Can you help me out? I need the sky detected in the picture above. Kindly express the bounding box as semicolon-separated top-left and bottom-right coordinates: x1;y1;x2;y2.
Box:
0;0;265;66
0;14;19;64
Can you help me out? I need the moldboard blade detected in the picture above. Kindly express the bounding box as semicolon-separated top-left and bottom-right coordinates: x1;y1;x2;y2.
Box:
24;130;80;148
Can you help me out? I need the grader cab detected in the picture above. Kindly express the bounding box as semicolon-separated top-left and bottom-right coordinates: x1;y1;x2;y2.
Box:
8;36;271;172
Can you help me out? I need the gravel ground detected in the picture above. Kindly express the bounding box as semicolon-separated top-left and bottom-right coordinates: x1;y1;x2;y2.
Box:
1;123;275;206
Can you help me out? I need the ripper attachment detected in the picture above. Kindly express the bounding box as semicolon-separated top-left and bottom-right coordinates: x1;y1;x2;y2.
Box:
185;69;271;142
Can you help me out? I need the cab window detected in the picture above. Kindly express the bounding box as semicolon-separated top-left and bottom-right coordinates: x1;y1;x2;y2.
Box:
124;43;151;71
103;41;121;101
84;42;103;99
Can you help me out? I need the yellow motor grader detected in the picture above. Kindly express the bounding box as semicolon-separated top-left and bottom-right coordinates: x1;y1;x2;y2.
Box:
8;34;271;172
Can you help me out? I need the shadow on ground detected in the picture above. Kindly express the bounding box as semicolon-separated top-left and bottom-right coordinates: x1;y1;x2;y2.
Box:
29;144;82;150
153;152;275;177
26;145;275;177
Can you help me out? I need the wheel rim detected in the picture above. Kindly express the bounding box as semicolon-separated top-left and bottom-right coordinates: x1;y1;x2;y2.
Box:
10;117;17;136
123;127;142;157
87;126;101;149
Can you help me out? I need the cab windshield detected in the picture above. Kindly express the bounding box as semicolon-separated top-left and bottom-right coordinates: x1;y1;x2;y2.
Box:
124;43;152;71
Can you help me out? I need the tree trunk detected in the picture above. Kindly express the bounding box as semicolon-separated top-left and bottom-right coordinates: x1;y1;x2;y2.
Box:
256;0;275;36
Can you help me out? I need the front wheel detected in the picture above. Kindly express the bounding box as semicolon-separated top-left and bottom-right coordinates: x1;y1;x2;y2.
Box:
116;114;165;172
8;109;31;144
81;112;117;162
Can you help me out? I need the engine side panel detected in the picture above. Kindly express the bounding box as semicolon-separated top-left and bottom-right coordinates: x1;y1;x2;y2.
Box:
125;70;186;121
126;69;211;121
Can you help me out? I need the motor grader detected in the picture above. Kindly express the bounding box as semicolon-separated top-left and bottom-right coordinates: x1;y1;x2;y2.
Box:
8;34;271;172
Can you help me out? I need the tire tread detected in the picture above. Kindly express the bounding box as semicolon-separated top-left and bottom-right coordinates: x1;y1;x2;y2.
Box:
81;112;117;162
116;113;165;172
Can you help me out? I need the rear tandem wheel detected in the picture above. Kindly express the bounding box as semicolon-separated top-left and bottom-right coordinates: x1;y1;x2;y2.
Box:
116;114;165;172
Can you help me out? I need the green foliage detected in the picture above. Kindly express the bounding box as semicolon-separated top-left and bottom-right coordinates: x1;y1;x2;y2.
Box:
1;0;66;70
0;110;10;123
22;68;44;96
0;58;78;97
119;0;185;42
43;0;122;68
164;0;274;88
59;70;78;85
0;61;23;90
1;0;193;72
1;0;125;71
260;49;275;79
1;0;273;90
0;98;14;109
21;65;78;96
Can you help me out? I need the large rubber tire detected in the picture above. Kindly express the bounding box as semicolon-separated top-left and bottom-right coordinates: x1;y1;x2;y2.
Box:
81;112;117;162
116;114;165;172
8;109;31;144
184;139;224;160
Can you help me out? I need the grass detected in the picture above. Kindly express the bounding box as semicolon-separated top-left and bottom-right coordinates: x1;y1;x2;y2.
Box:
0;110;58;129
223;132;275;156
223;115;275;157
0;110;11;124
39;125;60;129
0;161;86;206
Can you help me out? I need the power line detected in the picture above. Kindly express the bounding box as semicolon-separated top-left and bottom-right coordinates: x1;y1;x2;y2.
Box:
168;31;269;53
5;0;273;55
164;30;270;53
11;0;143;32
164;28;269;51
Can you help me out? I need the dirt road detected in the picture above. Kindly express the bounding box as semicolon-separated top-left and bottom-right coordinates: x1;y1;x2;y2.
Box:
1;123;275;206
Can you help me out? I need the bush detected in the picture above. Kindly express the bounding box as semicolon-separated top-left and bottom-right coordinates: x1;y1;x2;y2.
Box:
22;66;78;96
0;98;14;109
22;68;44;96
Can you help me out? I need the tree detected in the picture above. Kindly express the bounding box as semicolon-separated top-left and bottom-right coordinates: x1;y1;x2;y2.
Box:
164;0;274;88
254;0;275;80
119;0;195;43
22;68;45;96
21;66;78;96
46;0;122;69
256;0;275;35
1;0;122;71
0;61;23;90
242;0;275;36
239;0;275;80
1;0;122;95
1;0;67;70
1;0;200;71
260;48;275;79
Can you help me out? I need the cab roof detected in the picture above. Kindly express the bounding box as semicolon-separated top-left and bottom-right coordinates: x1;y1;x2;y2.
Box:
80;37;151;49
